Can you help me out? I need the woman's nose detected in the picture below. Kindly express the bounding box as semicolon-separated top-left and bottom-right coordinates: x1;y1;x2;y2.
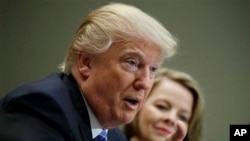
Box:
164;111;177;126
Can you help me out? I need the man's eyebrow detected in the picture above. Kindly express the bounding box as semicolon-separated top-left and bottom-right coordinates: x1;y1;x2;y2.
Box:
120;49;145;59
121;47;144;55
120;48;163;66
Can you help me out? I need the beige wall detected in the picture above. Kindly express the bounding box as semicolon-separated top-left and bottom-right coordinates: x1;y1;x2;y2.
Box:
1;0;249;141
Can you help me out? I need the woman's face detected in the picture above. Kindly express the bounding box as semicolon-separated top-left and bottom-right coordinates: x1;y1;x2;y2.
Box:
137;78;193;141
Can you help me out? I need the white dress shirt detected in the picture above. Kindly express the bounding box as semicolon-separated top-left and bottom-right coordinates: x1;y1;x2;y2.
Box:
80;92;108;139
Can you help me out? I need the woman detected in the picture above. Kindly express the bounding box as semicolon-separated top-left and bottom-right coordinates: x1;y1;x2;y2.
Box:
124;68;205;141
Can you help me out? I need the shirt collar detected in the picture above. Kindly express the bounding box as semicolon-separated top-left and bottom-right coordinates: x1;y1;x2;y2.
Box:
80;91;108;138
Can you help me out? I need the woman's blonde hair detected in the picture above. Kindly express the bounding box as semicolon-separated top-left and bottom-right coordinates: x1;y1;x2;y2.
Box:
59;3;178;74
124;68;205;141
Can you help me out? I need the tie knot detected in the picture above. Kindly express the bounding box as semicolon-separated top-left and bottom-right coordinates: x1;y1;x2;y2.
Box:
94;130;107;141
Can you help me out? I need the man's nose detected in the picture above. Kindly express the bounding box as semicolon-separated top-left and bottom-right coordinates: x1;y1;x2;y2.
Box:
133;68;153;91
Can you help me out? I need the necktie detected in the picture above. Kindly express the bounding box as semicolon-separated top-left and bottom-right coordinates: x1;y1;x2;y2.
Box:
94;130;107;141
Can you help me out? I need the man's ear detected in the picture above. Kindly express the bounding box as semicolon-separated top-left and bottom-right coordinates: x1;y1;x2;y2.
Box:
76;52;91;78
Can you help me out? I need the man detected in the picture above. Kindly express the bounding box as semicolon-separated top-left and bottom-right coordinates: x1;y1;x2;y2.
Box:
0;3;177;141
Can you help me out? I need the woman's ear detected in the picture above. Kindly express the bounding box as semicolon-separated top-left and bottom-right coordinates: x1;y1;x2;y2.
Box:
76;52;91;78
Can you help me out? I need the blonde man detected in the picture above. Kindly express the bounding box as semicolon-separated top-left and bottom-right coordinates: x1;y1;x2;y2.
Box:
0;3;177;141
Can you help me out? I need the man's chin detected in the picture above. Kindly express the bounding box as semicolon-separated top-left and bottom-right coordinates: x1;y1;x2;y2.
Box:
124;113;137;124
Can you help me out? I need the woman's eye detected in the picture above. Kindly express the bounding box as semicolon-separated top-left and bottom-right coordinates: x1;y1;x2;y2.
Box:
155;104;167;111
178;115;189;123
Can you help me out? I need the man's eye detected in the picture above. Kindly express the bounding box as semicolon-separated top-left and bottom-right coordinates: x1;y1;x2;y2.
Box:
127;59;138;67
150;67;158;73
121;58;139;72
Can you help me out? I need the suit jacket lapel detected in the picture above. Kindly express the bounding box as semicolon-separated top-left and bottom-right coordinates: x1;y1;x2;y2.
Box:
63;73;92;141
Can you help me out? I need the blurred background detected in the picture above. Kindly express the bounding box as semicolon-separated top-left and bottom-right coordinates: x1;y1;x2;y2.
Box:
1;0;249;140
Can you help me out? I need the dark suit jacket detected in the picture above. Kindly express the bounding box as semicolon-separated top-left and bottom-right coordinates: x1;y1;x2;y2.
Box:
0;73;127;141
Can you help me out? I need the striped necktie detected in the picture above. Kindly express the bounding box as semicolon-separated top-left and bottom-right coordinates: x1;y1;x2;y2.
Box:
94;130;107;141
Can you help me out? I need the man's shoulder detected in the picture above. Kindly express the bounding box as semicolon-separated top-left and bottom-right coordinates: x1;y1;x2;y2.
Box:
0;72;68;117
0;72;74;113
0;72;76;140
1;72;65;104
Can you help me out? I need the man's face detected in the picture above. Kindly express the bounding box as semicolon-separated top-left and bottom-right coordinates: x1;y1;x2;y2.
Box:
80;40;163;128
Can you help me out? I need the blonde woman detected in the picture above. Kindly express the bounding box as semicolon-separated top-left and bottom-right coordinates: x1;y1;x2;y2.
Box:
124;68;205;141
